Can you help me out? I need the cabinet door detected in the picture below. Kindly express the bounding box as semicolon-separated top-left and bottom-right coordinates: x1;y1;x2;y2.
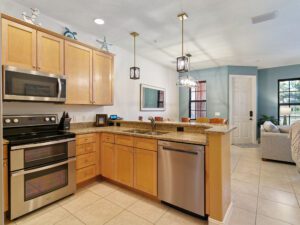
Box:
65;41;92;104
93;50;113;105
115;145;133;187
3;159;8;212
2;19;36;69
134;148;157;196
101;142;115;179
37;31;64;74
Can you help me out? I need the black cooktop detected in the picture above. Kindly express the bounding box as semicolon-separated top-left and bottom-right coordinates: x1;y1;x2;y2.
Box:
3;114;75;146
4;130;75;146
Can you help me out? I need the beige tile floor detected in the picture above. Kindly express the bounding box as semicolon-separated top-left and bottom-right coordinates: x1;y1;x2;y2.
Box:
5;145;300;225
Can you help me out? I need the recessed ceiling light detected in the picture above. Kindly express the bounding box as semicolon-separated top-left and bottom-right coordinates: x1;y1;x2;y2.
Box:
94;18;105;25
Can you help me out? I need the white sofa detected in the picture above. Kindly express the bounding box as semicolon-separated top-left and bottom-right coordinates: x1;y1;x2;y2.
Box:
260;126;294;163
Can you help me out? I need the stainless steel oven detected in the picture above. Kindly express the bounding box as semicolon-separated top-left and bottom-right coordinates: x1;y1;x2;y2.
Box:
3;65;66;102
9;138;76;219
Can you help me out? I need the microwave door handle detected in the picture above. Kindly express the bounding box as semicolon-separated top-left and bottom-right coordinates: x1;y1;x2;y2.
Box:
11;158;76;177
57;78;62;99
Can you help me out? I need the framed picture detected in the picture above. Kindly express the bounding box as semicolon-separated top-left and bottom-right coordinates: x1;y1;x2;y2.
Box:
95;114;108;127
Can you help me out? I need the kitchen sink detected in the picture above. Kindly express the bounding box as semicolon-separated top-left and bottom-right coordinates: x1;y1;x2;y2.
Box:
144;131;168;136
123;129;149;134
123;129;168;136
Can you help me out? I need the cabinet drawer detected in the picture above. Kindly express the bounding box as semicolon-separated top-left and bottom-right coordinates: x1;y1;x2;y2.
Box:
76;133;96;145
3;144;8;159
115;135;133;147
76;165;96;184
76;152;96;169
134;137;157;151
76;143;95;156
101;133;115;143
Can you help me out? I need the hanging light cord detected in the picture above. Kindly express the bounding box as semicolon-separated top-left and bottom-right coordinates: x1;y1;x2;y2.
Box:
181;16;184;57
133;35;136;67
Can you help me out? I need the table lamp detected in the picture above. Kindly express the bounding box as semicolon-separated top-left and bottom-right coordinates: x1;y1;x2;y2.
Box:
280;106;291;125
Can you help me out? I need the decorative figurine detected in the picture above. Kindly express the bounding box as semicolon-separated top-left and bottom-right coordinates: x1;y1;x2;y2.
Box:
96;37;112;52
64;27;78;40
22;8;42;26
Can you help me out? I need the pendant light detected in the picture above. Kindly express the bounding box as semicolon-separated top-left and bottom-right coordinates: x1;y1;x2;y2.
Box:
177;53;197;87
130;32;140;80
177;12;189;73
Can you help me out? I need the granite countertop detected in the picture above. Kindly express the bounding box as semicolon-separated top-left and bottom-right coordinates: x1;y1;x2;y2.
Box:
70;126;208;145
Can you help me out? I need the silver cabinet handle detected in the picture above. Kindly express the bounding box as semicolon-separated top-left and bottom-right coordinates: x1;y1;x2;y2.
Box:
11;138;75;150
11;158;76;177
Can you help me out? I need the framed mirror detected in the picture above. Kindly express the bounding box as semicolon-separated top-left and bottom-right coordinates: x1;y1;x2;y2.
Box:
140;84;165;111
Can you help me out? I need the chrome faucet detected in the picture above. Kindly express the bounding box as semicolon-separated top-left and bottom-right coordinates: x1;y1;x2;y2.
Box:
148;116;156;132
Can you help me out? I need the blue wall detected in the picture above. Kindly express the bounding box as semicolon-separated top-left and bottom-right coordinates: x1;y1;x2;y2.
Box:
179;65;257;119
258;64;300;119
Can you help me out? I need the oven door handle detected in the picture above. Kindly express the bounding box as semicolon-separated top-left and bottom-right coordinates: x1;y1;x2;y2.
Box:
11;138;76;150
11;158;76;177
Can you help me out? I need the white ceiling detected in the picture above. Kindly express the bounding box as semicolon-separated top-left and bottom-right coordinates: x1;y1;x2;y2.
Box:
13;0;300;70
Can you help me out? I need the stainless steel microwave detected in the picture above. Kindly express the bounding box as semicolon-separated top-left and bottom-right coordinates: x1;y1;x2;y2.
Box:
3;65;66;102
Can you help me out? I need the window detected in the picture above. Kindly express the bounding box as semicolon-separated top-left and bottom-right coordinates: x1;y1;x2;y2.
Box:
278;78;300;125
189;81;207;120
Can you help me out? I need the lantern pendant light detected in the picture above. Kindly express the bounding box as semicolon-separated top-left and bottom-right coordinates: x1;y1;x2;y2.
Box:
177;12;189;73
130;32;140;80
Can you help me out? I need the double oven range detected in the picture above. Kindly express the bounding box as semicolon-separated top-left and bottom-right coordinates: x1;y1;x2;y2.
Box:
3;114;76;220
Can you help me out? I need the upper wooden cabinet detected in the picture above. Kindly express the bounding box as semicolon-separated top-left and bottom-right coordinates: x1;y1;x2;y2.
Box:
2;18;36;69
93;50;114;105
1;15;114;105
37;31;64;74
65;41;93;104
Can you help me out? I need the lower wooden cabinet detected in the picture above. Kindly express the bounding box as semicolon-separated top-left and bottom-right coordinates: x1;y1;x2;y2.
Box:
3;158;8;212
101;142;115;180
100;133;158;196
134;148;157;196
75;133;99;184
115;145;133;187
76;165;96;184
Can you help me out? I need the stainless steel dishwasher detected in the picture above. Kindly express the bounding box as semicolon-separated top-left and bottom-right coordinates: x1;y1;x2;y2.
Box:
158;140;205;216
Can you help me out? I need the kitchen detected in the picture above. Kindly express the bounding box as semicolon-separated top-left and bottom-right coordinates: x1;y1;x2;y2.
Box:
0;1;235;225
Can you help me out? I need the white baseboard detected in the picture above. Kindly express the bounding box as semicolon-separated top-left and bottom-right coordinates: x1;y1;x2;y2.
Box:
208;202;233;225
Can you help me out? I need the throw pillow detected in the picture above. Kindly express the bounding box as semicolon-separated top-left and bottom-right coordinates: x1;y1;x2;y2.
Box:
279;126;290;133
263;121;280;133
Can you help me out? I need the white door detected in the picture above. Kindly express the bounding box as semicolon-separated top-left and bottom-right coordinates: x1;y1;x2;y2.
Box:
230;75;256;144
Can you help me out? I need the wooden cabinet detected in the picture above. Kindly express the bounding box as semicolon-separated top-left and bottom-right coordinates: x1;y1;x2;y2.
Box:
99;133;158;196
65;41;93;105
102;133;115;143
115;135;133;147
1;15;115;106
37;31;64;74
76;165;96;184
3;144;8;212
93;50;114;105
3;159;8;212
2;18;36;69
76;133;99;184
115;145;133;187
134;148;157;196
101;142;115;180
134;137;157;151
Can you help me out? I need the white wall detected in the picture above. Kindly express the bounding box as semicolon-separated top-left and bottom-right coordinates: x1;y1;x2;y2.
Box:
1;0;179;122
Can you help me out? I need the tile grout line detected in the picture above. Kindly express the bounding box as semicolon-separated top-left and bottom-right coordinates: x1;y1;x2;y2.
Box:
255;158;262;225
